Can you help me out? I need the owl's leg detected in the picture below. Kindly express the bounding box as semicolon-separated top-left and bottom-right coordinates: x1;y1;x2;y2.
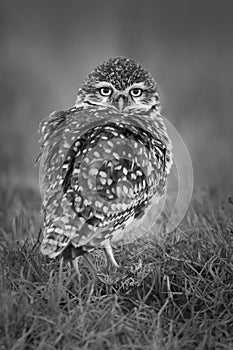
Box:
71;257;83;286
103;240;119;268
83;253;98;279
71;254;96;300
72;257;80;275
71;248;97;279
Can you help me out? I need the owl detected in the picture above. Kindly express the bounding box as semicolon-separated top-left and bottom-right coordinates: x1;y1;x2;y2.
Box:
38;57;173;275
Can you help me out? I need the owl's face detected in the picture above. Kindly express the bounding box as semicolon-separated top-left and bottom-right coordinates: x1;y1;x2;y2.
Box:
76;57;161;112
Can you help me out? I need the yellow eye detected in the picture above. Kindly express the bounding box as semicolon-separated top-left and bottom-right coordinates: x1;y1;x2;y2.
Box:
99;87;113;96
130;88;143;97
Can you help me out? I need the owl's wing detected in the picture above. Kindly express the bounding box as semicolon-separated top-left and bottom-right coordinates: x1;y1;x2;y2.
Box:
36;110;67;164
39;106;173;258
38;107;84;197
110;109;174;244
59;121;168;247
38;107;88;258
40;110;67;141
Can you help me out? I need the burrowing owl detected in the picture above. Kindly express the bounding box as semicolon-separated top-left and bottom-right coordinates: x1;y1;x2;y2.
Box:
38;57;173;274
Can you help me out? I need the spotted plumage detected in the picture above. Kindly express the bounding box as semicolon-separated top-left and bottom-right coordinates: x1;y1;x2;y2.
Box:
38;56;173;271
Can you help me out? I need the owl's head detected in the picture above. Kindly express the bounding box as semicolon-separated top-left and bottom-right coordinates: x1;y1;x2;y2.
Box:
76;57;161;112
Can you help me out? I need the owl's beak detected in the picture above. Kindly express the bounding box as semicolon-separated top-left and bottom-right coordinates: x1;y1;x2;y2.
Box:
114;95;127;112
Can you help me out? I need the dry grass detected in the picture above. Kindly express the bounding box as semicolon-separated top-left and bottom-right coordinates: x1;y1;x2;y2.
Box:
0;178;233;350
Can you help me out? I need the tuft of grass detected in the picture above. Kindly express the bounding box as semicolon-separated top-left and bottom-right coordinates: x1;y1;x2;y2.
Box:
0;179;233;350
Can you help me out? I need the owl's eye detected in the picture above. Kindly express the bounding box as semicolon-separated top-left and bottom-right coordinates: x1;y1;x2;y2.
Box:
130;88;143;97
99;87;113;96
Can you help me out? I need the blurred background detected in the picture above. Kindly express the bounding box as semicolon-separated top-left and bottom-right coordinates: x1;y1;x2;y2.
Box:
0;0;232;197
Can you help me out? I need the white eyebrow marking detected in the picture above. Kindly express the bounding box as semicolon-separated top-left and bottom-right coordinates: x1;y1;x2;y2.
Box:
94;81;147;94
125;82;148;93
94;82;115;89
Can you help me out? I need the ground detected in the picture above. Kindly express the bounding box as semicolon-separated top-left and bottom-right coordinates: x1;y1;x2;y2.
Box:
0;177;233;350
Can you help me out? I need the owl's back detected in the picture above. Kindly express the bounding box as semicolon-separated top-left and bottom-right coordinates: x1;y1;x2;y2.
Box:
39;105;172;258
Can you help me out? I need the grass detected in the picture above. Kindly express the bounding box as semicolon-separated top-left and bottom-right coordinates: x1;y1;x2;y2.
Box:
0;177;233;350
